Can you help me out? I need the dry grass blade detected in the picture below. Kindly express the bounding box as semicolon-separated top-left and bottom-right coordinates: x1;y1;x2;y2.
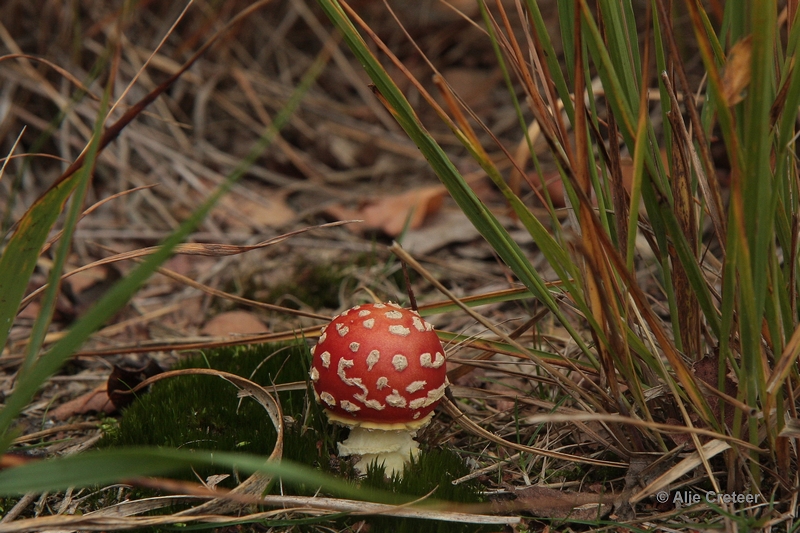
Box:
389;242;612;409
10;422;100;446
519;413;760;451
38;185;159;255
95;220;352;259
39;0;277;196
767;321;800;395
441;397;625;468
69;327;324;359
569;2;624;412
0;128;25;190
0;54;97;100
5;0;798;526
20;221;354;319
0;493;519;533
660;72;726;251
629;439;732;503
655;0;726;244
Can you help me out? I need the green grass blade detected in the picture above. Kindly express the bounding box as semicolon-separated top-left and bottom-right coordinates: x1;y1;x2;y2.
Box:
739;1;777;479
598;1;640;106
317;0;597;358
0;446;501;519
0;183;79;355
528;0;575;121
658;202;721;336
19;91;110;377
0;447;364;501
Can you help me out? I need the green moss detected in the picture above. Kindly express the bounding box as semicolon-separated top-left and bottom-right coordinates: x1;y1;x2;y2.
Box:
0;497;16;517
100;341;333;489
265;259;351;310
361;447;488;533
259;249;407;312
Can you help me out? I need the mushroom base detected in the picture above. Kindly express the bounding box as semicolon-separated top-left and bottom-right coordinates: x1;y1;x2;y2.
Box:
337;426;419;477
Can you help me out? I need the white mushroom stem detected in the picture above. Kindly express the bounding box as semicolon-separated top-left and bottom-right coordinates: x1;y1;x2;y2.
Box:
337;426;420;477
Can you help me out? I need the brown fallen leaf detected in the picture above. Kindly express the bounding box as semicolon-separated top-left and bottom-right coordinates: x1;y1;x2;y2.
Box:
722;36;752;106
108;360;165;409
217;187;296;229
50;384;116;421
438;67;503;112
525;170;568;208
50;361;163;420
63;263;111;295
188;176;295;229
403;209;481;254
50;357;162;419
201;310;269;337
496;485;613;521
63;263;121;316
326;185;446;236
690;353;740;433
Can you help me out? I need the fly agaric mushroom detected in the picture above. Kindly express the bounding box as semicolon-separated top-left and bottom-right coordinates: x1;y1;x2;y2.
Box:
309;302;448;476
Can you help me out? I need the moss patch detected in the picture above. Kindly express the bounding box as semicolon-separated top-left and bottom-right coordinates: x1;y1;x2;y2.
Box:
102;340;484;531
100;341;330;488
361;448;488;533
267;260;350;310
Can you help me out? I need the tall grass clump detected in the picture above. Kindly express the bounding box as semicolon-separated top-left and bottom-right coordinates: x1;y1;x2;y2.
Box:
317;0;799;524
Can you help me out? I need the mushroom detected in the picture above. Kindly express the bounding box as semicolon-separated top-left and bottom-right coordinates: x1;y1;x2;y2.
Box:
309;302;448;476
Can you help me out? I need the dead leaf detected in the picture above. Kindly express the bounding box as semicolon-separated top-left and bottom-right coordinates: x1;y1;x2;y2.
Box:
779;418;800;437
201;310;269;336
502;485;612;521
217;188;295;229
439;67;502;111
49;357;162;420
691;353;739;432
50;385;116;420
108;360;165;409
526;170;567;207
204;474;230;490
63;264;110;295
17;300;41;320
403;210;480;254
63;263;121;315
722;36;752;106
327;185;447;236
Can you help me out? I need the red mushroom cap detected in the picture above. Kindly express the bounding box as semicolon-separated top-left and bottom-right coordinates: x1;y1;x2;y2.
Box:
310;302;448;430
